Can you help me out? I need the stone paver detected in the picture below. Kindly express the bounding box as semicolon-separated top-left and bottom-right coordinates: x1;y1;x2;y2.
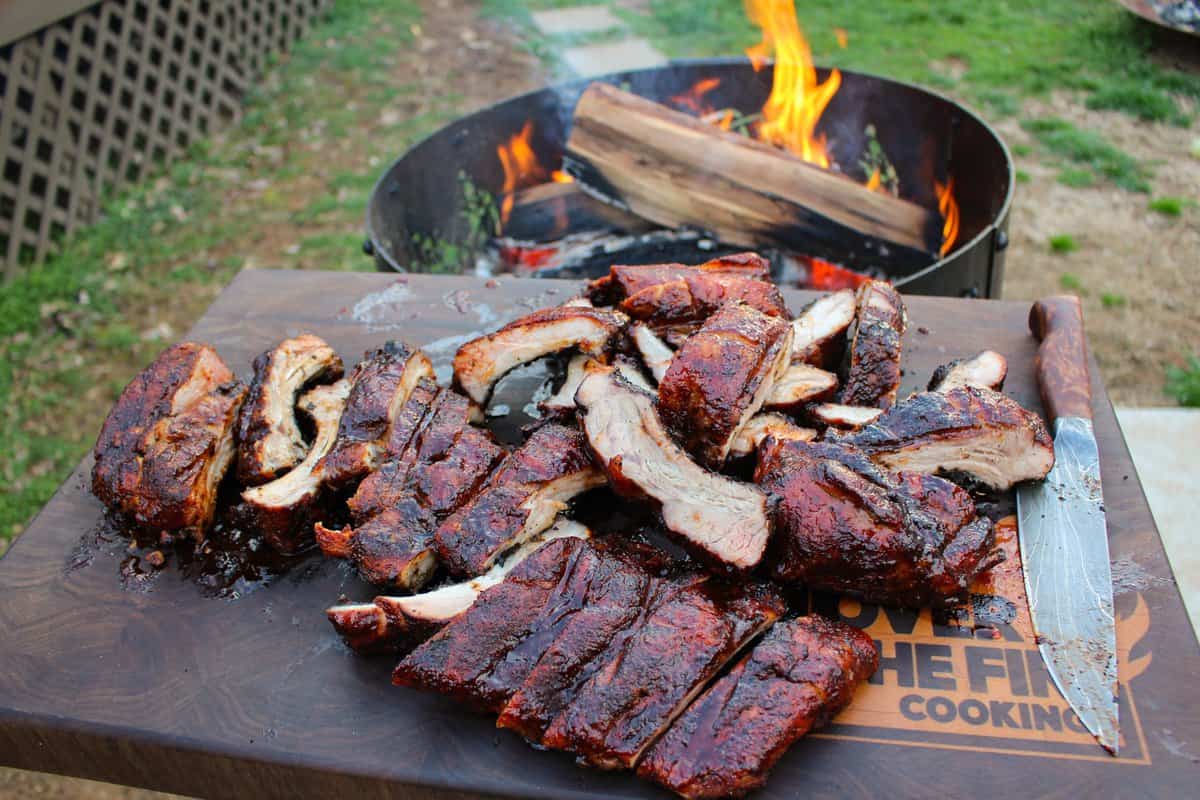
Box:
1115;407;1199;639
561;37;667;78
531;5;623;36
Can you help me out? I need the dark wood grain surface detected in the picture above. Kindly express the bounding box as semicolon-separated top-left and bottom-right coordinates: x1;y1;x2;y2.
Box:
1;270;1196;799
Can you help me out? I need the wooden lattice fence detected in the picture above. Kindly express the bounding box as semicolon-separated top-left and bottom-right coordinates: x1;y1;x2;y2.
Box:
0;0;332;278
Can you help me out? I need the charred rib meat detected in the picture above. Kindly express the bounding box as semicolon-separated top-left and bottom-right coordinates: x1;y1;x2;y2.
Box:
928;350;1008;393
790;289;856;368
839;280;907;409
575;366;774;570
317;341;433;491
832;385;1055;490
235;334;343;486
755;437;1000;607
638;616;878;799
728;413;816;459
92;342;246;539
585;252;772;306
453;304;628;405
658;302;793;469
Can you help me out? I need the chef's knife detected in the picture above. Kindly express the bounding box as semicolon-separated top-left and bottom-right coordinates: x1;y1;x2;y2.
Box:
1016;295;1118;754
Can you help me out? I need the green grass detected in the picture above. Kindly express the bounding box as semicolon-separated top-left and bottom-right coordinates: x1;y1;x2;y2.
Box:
1148;196;1190;216
1166;355;1200;407
1086;84;1191;126
1015;169;1031;184
1100;292;1126;309
1021;118;1152;192
1050;235;1079;255
1059;272;1085;292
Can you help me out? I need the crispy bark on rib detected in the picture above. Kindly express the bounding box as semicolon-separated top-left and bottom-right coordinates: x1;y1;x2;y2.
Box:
92;342;247;539
832;385;1055;490
619;274;787;331
762;363;838;414
638;616;878;799
541;578;784;770
235;334;343;485
435;422;605;576
631;323;675;383
928;350;1008;393
755;438;1000;607
317;341;433;491
839;280;907;409
327;520;591;655
728;413;816;459
790;289;856;368
241;379;350;553
585;253;771;306
806;402;883;429
576;367;774;570
658;302;793;469
452;305;628;405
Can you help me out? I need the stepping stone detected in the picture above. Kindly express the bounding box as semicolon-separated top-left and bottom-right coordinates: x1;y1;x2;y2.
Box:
562;38;667;78
1115;407;1200;639
531;6;623;36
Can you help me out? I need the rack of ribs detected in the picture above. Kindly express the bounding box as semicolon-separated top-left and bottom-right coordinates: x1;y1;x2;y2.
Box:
657;301;794;469
830;384;1055;490
92;342;247;540
316;341;433;491
839;280;907;409
575;366;774;570
638;616;879;799
755;437;1001;608
234;335;343;486
434;421;606;576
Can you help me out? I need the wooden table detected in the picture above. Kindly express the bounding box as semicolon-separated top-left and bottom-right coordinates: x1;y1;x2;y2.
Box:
1;271;1196;799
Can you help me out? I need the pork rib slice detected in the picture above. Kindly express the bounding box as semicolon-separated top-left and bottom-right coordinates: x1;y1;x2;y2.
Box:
762;363;838;414
928;350;1008;393
839;280;907;409
790;288;855;368
575;366;774;570
631;323;675;383
806;402;883;429
317;341;433;491
618;273;787;330
755;438;1001;607
452;305;628;405
728;413;816;459
638;616;878;799
434;422;605;576
657;301;793;469
326;519;591;655
92;342;247;540
241;379;350;553
832;385;1055;490
235;334;343;486
585;252;771;306
540;353;592;415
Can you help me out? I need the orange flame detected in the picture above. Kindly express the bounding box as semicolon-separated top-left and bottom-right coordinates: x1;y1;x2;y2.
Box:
550;170;574;184
936;176;960;256
745;0;841;168
670;77;722;114
865;168;881;193
497;122;572;226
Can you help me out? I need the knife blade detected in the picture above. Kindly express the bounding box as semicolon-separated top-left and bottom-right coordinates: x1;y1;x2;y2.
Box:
1016;295;1118;754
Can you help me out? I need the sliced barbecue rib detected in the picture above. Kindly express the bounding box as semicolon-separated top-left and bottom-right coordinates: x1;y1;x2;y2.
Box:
806;402;883;429
928;350;1008;393
638;616;878;799
241;379;350;553
618;273;787;330
762;363;838;414
728;413;816;459
327;520;591;655
790;288;856;368
92;342;247;539
235;334;343;486
755;437;1000;607
658;302;793;469
631;323;674;383
452;305;628;405
540;353;592;415
575;366;775;570
831;385;1055;490
435;422;605;576
541;578;784;770
585;252;771;306
317;341;433;491
839;280;907;409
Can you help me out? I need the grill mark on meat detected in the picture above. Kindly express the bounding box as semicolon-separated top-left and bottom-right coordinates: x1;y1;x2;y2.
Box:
658;302;793;469
755;437;1002;607
762;363;838;414
317;341;433;491
435;423;605;576
638;616;878;799
928;350;1008;393
839;281;907;409
790;288;856;368
575;367;774;570
452;305;628;405
728;413;816;459
92;342;246;539
235;334;343;486
832;385;1055;490
241;379;350;553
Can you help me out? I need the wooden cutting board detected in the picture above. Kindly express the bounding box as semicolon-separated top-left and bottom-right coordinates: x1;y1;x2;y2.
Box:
1;270;1196;799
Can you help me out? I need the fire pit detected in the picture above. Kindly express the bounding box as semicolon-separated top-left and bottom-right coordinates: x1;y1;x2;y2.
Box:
365;58;1013;298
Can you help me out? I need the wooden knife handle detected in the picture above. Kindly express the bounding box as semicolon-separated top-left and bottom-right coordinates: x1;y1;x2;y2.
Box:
1029;295;1093;422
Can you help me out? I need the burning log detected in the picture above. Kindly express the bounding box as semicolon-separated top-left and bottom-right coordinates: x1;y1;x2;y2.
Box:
564;83;943;271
